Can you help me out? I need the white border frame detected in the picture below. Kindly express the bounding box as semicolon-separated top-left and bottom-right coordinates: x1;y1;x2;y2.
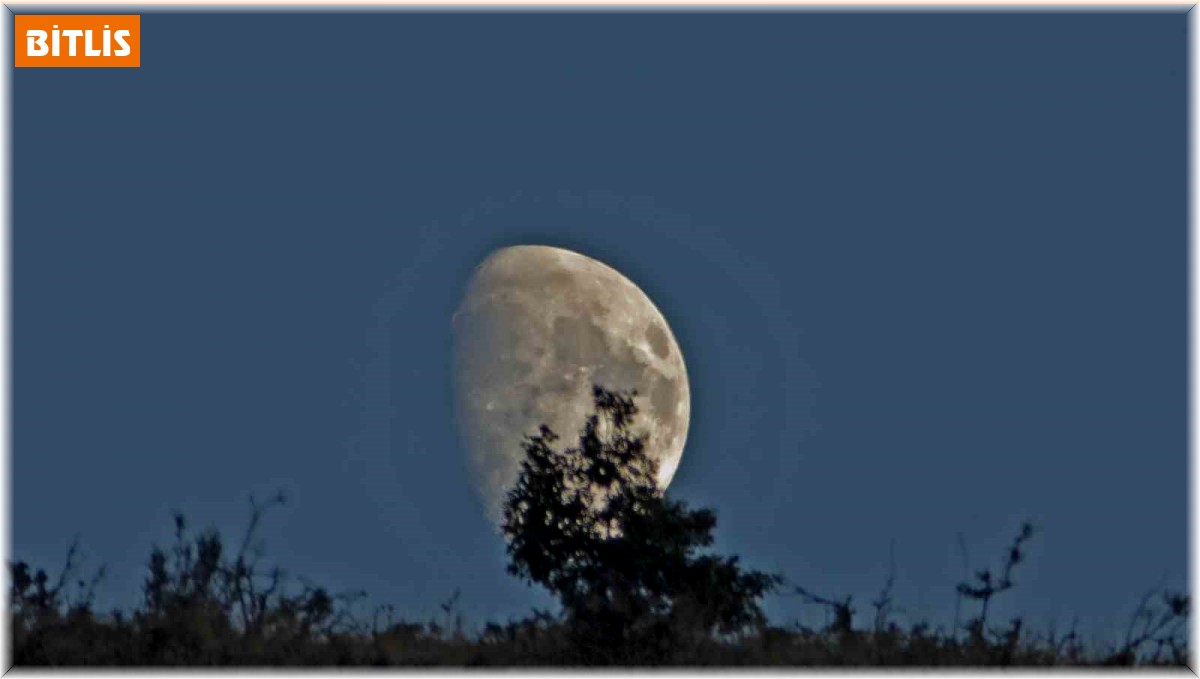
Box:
0;2;1191;676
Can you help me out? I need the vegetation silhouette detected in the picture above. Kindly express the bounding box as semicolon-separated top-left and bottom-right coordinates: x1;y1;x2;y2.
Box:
7;384;1190;666
502;385;781;663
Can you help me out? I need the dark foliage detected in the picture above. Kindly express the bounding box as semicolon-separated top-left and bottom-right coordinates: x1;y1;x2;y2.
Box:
8;385;1190;666
8;507;1189;667
501;386;782;662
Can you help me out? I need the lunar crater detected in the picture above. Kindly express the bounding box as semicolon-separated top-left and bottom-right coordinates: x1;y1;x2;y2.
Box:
453;245;691;522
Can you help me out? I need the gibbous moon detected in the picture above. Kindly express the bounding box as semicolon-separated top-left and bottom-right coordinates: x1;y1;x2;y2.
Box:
453;245;690;522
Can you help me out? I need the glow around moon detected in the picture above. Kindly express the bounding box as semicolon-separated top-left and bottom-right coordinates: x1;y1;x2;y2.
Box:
452;245;690;521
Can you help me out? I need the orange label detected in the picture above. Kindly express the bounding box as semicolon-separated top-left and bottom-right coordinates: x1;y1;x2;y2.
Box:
15;15;140;67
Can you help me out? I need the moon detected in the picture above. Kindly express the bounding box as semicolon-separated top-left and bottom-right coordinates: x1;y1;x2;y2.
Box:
452;245;690;522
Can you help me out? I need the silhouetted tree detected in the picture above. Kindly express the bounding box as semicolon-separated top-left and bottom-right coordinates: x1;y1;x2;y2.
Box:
7;472;1189;666
502;385;782;662
7;389;1188;666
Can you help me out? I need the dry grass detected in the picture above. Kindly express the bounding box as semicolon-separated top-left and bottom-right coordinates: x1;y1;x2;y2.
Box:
8;498;1188;667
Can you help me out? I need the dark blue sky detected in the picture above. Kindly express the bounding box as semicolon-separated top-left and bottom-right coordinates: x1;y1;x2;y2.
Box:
13;11;1186;643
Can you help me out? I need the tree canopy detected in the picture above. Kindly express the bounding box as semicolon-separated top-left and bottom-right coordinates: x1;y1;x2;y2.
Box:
5;384;1189;665
501;385;781;661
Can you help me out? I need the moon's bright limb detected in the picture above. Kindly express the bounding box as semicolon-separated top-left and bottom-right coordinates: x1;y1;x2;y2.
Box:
453;245;690;522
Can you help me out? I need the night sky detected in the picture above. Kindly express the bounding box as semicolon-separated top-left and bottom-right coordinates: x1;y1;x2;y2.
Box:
13;11;1186;644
